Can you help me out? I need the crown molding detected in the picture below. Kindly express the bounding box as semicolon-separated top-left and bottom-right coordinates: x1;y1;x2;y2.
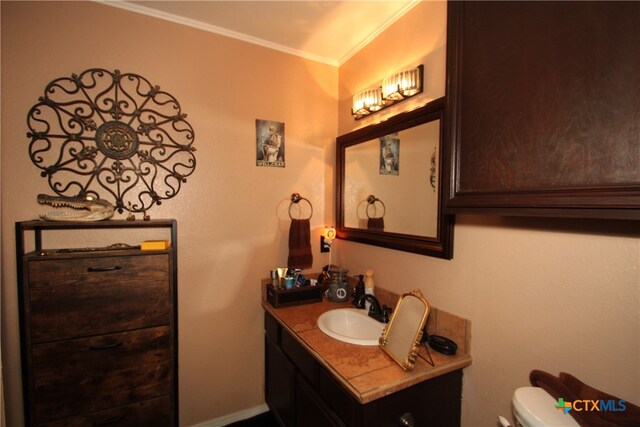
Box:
96;0;420;67
95;0;339;66
337;0;421;66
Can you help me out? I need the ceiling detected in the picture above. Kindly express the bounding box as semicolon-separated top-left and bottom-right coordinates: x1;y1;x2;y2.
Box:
102;1;420;66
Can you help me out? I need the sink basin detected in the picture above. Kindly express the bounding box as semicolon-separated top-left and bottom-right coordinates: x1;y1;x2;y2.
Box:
317;308;385;346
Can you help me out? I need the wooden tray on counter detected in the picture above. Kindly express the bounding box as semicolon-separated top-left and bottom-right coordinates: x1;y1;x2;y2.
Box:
266;282;323;308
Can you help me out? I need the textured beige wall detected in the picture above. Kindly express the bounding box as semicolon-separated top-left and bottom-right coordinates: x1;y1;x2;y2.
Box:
338;2;640;426
1;2;337;426
338;1;447;135
2;2;639;427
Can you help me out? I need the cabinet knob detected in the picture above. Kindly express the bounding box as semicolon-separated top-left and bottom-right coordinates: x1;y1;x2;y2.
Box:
399;413;415;427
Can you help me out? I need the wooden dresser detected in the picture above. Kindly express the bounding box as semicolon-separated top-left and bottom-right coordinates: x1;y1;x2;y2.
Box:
15;220;178;427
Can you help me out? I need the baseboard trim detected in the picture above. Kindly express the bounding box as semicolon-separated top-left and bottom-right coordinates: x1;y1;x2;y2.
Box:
190;403;270;427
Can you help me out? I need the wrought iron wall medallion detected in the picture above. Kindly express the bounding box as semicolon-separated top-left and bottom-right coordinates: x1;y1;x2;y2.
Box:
27;68;197;214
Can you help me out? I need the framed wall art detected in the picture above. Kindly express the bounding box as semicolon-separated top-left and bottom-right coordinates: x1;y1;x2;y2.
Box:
379;133;399;175
256;119;285;167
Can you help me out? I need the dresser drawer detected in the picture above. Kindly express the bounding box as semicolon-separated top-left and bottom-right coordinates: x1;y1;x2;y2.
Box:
27;254;171;343
31;326;172;423
40;396;172;427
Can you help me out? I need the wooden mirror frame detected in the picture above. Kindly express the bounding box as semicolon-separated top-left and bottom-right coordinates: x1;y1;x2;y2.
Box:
379;289;431;371
336;97;454;258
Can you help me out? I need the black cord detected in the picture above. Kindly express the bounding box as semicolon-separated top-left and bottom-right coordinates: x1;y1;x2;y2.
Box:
418;342;435;367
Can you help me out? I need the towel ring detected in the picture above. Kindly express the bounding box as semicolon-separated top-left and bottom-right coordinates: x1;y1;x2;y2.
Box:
366;195;386;219
289;193;313;220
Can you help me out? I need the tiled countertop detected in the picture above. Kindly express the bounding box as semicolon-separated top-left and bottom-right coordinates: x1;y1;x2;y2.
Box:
262;288;472;404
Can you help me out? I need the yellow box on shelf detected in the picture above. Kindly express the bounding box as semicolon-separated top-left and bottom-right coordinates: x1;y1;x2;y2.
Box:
141;240;170;251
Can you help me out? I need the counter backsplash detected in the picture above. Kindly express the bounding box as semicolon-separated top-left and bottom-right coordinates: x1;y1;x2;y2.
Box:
262;273;471;355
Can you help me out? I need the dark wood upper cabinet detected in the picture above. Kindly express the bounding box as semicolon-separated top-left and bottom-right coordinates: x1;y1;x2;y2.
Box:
445;1;640;219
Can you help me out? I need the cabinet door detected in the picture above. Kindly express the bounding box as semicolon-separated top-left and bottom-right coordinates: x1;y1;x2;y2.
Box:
28;254;171;343
445;1;640;219
361;369;462;427
40;396;172;427
265;334;295;427
31;326;172;423
296;374;344;427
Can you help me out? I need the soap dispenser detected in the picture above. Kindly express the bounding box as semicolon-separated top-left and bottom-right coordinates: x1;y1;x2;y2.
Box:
364;269;374;311
353;274;365;307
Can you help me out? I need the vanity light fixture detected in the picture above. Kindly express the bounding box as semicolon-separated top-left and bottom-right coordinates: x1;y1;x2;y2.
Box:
351;65;424;120
352;88;384;119
320;226;336;253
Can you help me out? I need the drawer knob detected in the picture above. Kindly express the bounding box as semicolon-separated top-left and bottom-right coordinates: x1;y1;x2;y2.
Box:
89;341;122;351
87;266;122;272
399;413;415;427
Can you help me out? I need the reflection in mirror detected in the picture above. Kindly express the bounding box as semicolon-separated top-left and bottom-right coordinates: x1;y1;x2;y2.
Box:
379;289;430;371
344;120;440;236
336;97;454;258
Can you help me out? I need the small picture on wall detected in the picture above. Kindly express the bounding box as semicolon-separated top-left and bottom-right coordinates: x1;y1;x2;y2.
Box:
256;119;285;167
380;134;399;175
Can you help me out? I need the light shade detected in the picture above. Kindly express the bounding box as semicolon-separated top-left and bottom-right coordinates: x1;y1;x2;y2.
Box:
382;65;423;100
352;64;424;120
351;88;383;119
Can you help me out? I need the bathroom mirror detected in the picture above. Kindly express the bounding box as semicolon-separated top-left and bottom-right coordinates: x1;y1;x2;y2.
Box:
379;289;430;371
336;97;453;258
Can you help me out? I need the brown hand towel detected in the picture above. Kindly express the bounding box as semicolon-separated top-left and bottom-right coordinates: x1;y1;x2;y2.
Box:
367;217;384;230
288;218;312;269
560;372;640;427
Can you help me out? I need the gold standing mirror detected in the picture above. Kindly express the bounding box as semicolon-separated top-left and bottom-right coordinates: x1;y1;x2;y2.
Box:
379;289;430;371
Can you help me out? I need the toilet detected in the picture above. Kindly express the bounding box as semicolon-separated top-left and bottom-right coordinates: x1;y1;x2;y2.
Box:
511;387;579;426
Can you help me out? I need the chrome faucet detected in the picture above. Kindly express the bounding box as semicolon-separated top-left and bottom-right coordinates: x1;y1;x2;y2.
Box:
356;294;391;323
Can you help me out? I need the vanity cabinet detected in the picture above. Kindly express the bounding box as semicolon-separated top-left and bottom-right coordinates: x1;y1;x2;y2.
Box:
264;311;463;427
445;1;640;219
265;331;296;426
16;220;178;427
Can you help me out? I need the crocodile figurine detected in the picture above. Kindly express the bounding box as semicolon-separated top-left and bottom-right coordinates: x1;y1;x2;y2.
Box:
37;194;114;221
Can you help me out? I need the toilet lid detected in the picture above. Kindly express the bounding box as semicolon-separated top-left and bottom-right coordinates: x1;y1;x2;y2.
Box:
512;387;579;426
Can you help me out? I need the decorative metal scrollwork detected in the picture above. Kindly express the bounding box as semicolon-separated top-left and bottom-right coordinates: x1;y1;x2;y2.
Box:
430;147;437;191
27;68;197;214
